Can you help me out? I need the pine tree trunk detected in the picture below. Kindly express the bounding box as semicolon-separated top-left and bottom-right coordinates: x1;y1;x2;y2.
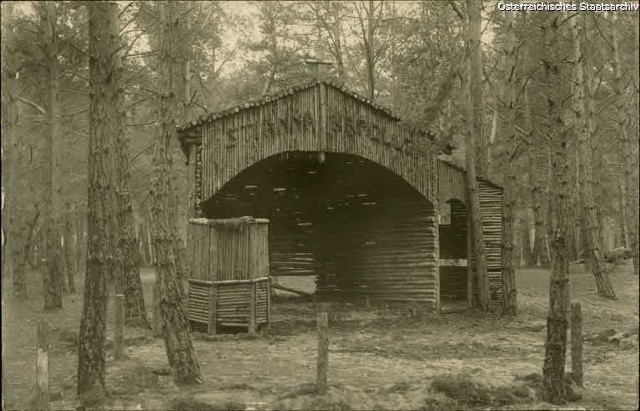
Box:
612;12;639;275
465;0;490;309
618;184;629;249
38;2;63;310
153;2;201;385
64;214;76;293
77;2;120;395
75;210;85;275
634;13;640;276
574;15;616;299
500;8;517;316
1;2;27;298
541;15;570;404
113;29;149;328
468;0;488;178
524;82;549;268
173;12;193;298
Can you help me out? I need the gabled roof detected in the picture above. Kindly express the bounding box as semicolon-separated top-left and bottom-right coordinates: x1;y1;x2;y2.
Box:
176;79;401;133
174;78;501;190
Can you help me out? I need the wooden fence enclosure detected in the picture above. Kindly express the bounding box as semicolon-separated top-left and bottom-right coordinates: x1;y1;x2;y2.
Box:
187;217;270;333
178;80;504;312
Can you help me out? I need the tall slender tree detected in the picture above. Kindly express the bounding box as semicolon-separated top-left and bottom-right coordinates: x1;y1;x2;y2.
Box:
77;1;119;395
500;8;518;315
114;18;149;327
1;2;26;298
541;13;571;404
522;37;551;268
305;2;347;80
350;0;394;100
573;14;617;299
37;1;63;310
152;2;201;384
611;12;639;276
63;211;76;293
465;0;490;309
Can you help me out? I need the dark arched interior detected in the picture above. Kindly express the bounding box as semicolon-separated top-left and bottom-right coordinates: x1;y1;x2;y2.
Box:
200;151;437;303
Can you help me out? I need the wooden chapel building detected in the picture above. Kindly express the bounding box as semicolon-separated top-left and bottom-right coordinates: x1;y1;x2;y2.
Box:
177;79;504;312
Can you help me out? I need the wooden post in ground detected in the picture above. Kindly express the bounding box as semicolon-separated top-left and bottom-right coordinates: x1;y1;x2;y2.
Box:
571;302;583;386
152;285;162;336
114;294;125;360
316;311;329;395
34;320;50;409
248;282;256;335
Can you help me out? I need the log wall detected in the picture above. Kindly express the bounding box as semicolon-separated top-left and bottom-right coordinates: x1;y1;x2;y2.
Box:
188;277;269;329
479;181;504;306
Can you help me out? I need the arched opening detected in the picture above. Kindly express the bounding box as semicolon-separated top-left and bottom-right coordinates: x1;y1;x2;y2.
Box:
438;199;469;309
199;151;437;307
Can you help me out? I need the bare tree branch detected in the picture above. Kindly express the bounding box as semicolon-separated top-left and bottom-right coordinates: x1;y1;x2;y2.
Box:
17;97;46;114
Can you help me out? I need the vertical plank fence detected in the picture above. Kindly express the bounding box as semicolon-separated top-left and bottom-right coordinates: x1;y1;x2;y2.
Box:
316;311;329;394
571;302;583;386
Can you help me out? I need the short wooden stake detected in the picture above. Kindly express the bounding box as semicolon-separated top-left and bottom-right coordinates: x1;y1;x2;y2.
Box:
316;312;329;395
114;294;125;360
248;282;256;335
152;285;162;337
571;302;583;387
34;320;50;409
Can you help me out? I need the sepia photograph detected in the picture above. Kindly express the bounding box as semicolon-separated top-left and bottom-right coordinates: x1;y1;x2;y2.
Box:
1;1;638;409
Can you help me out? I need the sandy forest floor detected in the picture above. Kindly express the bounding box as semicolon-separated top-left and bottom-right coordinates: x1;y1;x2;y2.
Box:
2;263;638;410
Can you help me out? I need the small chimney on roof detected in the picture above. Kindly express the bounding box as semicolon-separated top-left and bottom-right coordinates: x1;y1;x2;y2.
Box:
304;59;334;81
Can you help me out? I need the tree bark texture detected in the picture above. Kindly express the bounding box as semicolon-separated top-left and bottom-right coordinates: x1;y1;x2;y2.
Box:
467;0;488;178
465;0;490;310
541;15;570;405
618;184;629;249
153;2;201;385
574;15;617;299
77;1;120;395
113;27;149;328
524;80;550;268
1;2;27;298
38;2;63;311
500;9;517;316
612;12;639;276
64;215;76;293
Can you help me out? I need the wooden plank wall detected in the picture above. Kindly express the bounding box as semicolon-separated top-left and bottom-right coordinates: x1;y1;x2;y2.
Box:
478;181;503;306
315;200;437;308
187;219;269;282
437;160;467;204
197;82;437;208
467;181;504;307
188;278;269;327
322;85;436;205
